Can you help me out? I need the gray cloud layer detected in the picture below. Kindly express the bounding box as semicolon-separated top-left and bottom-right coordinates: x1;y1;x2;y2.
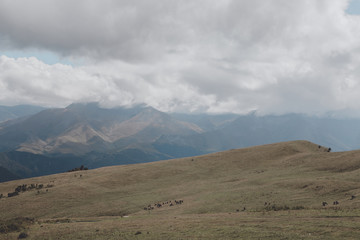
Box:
1;0;360;115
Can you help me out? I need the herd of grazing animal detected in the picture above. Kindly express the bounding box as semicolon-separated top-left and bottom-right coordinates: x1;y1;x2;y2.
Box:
0;183;54;199
144;199;184;211
322;200;341;207
143;197;355;212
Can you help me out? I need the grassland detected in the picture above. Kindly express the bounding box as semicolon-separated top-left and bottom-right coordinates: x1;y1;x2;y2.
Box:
1;140;360;239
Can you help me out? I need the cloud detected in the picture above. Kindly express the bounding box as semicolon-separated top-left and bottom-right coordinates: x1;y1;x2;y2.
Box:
0;56;217;112
0;0;360;115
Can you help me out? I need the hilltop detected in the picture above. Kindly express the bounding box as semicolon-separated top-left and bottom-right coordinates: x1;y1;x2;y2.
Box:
1;140;360;239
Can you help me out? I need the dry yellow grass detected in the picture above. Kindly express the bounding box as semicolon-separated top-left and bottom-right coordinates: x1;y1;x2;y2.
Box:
1;140;360;239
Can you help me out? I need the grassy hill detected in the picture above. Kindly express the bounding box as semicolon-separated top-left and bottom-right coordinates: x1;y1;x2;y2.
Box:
1;140;360;239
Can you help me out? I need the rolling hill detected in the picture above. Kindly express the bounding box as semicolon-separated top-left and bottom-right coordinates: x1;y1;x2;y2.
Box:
1;140;360;239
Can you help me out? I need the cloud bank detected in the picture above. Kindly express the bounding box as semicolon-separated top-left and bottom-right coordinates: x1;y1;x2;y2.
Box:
1;0;360;115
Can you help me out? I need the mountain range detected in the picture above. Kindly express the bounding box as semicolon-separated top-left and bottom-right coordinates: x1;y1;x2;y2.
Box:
1;102;360;181
0;105;45;123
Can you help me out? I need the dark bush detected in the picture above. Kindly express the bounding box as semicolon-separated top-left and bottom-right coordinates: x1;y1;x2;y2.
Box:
0;217;34;234
8;192;19;197
18;232;28;239
0;223;19;233
265;205;290;211
67;165;89;172
15;184;28;193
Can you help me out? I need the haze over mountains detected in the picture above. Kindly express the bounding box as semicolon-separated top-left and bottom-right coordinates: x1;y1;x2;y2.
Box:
0;105;45;123
1;102;360;181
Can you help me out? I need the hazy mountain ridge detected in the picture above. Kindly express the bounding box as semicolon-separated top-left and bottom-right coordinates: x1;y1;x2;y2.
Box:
0;103;205;180
0;166;20;182
0;103;202;155
0;105;46;123
163;113;360;153
2;103;360;181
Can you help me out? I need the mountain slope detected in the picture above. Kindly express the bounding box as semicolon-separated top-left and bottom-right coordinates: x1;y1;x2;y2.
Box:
1;141;360;239
0;103;202;155
0;105;46;123
158;113;360;153
0;166;20;182
0;103;205;179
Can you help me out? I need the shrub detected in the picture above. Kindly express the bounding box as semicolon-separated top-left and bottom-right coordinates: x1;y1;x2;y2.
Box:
67;165;89;172
18;232;28;239
0;218;34;234
8;192;19;197
0;223;19;233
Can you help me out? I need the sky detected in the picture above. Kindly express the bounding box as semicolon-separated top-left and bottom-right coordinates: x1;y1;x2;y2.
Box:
1;0;360;115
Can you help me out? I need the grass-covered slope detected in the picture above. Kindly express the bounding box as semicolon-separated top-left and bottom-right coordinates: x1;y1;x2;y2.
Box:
1;140;360;239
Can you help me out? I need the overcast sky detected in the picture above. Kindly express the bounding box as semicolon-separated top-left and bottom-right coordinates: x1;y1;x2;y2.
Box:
1;0;360;115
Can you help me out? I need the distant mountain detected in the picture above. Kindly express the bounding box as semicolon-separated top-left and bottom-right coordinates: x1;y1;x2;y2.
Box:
0;102;202;155
170;113;238;131
0;166;20;182
0;151;82;179
2;102;360;180
0;105;46;123
0;148;167;182
0;103;204;178
156;113;360;153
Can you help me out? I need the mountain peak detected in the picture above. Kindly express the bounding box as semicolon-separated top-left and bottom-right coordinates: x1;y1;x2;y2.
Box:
65;102;100;110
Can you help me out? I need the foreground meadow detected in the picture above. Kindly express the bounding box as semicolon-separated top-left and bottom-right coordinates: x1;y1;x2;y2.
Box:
1;141;360;239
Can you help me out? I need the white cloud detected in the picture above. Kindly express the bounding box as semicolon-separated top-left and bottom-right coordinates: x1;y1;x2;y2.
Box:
1;0;360;115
